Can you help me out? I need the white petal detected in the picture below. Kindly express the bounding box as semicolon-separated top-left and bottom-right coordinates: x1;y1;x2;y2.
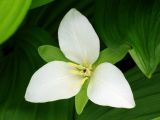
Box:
87;62;135;108
25;61;83;103
58;8;100;65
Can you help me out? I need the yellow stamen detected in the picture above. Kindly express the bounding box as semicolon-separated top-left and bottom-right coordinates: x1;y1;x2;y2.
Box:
81;77;88;85
70;70;84;76
88;64;92;70
68;62;85;70
68;62;92;83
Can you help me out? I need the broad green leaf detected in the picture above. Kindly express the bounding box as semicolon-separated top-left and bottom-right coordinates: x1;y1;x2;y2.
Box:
26;0;93;33
1;0;160;119
38;45;68;62
30;0;54;9
95;45;129;65
95;0;160;78
77;67;160;120
153;117;160;120
75;81;89;115
0;27;74;120
129;49;153;78
0;0;31;44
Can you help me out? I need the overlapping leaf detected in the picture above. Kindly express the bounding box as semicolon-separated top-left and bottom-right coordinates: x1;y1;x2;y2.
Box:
1;0;160;119
0;0;31;44
95;0;160;78
38;45;68;62
30;0;54;9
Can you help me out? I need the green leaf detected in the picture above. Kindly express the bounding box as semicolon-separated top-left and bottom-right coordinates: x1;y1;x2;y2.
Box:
0;0;31;44
38;45;68;62
75;81;89;115
77;67;160;120
0;27;74;120
152;117;160;120
95;45;129;65
129;49;153;78
95;0;160;78
26;0;93;33
30;0;54;9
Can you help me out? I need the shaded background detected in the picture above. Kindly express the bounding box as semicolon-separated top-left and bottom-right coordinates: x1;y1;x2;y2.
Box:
0;0;160;119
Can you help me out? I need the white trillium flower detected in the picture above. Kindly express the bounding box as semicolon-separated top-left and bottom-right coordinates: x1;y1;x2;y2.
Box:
25;8;135;108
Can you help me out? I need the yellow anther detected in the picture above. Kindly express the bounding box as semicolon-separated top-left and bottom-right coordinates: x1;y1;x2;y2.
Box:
88;64;92;70
70;70;84;76
68;62;85;70
68;62;92;78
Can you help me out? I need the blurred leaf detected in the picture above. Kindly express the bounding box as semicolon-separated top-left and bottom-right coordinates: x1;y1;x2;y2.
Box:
0;0;31;44
75;81;89;115
26;0;94;34
95;45;129;65
0;27;74;120
153;117;160;120
77;67;160;120
30;0;54;9
1;0;160;119
38;45;68;62
95;0;160;78
129;49;152;78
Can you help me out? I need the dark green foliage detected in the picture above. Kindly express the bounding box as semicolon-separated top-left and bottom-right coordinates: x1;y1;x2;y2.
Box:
95;0;160;77
0;0;160;119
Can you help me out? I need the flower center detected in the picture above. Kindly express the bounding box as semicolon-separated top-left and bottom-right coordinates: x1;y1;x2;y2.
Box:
68;62;92;78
